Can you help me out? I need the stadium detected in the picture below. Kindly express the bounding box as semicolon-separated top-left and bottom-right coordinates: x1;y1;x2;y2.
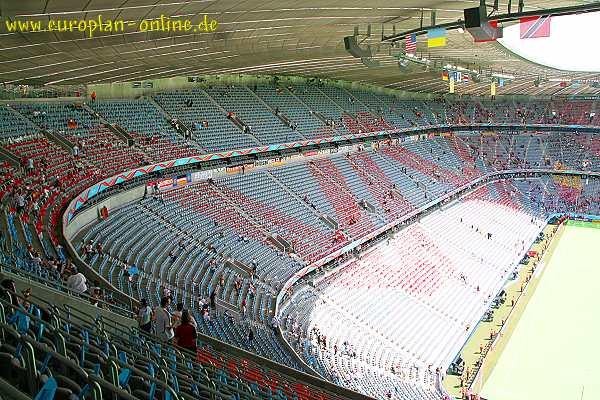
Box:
0;1;599;399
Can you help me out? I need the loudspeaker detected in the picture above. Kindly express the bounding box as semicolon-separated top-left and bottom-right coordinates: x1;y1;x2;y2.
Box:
464;5;486;28
344;36;372;58
464;5;502;42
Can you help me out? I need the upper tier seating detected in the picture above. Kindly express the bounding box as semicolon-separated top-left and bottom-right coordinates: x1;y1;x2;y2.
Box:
91;99;200;161
291;85;352;135
253;85;335;140
153;88;261;152
0;105;39;139
204;86;304;145
14;102;147;176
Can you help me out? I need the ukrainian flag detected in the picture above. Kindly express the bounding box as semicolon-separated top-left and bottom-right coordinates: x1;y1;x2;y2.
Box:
427;28;447;47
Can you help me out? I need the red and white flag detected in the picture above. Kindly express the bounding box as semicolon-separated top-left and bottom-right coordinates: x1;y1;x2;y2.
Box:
405;33;417;55
520;16;551;39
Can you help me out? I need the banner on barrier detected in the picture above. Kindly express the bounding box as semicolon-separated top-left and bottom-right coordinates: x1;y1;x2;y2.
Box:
225;163;254;174
191;170;213;181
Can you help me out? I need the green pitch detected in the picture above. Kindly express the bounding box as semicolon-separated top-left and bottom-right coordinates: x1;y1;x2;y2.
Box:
480;224;600;400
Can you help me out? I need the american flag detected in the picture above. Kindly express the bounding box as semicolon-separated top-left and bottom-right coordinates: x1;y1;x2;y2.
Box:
405;34;417;55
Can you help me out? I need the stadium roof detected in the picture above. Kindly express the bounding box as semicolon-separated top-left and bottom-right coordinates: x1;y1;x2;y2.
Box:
1;0;600;96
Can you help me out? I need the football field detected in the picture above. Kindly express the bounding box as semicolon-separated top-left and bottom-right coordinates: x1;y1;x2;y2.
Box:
480;224;600;400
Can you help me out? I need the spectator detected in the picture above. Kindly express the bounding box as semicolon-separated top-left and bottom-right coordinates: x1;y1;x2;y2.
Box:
83;242;93;258
91;280;101;295
201;301;210;321
172;302;184;328
0;278;19;306
15;192;25;214
137;298;153;333
66;267;88;294
128;265;139;280
271;316;280;334
89;291;101;307
174;310;197;352
89;280;103;305
153;296;174;341
161;284;171;300
247;327;254;346
209;289;217;309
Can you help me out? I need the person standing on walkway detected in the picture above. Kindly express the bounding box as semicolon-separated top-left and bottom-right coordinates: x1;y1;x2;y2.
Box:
137;298;152;333
154;297;174;341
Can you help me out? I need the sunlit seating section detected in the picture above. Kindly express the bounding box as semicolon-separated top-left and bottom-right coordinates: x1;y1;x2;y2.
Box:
280;190;546;400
